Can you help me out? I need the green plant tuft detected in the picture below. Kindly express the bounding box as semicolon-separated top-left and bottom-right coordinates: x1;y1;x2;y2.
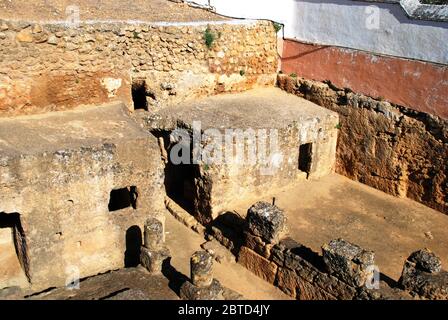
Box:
335;123;342;130
290;73;297;78
204;27;216;49
240;69;246;76
273;22;283;33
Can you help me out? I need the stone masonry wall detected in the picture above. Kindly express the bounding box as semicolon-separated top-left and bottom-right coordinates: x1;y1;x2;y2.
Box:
236;201;448;300
277;74;448;214
0;20;278;117
0;104;166;292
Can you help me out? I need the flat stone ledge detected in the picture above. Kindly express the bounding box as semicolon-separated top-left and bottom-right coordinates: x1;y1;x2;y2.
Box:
150;88;338;131
0;103;149;157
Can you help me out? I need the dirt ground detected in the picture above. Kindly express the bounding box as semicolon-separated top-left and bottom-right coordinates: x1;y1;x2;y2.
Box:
229;173;448;281
0;0;228;22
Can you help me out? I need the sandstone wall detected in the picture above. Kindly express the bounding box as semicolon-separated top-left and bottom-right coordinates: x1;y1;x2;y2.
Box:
212;203;448;300
0;20;278;117
0;104;166;292
278;74;447;214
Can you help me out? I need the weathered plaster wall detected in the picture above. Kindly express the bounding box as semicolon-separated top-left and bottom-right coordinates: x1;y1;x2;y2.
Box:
197;0;448;64
281;40;448;119
0;19;278;117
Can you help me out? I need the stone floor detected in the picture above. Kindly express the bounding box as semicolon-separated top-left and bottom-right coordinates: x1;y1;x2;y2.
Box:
26;267;180;300
0;103;144;156
228;173;448;281
153;87;336;131
0;0;228;22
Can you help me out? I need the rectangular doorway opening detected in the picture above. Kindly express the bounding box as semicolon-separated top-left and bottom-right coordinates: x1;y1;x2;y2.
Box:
132;79;148;111
299;143;313;178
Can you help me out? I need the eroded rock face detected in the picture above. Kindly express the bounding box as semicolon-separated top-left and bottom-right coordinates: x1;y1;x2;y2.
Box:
322;239;375;288
277;74;448;215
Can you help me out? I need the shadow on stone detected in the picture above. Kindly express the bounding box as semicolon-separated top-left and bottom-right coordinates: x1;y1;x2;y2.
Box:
206;211;247;256
124;225;142;268
161;257;189;297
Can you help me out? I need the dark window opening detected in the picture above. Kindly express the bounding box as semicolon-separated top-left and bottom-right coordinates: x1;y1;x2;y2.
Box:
164;150;199;215
124;225;142;268
0;212;30;283
132;80;148;110
298;143;313;178
108;186;138;212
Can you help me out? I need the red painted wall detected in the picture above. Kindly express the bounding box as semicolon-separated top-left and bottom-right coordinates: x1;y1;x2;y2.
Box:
281;40;448;119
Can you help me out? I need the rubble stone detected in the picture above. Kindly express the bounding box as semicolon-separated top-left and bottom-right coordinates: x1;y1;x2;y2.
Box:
190;251;214;287
247;201;286;244
143;218;164;251
0;20;278;117
322;238;375;288
408;248;442;273
399;249;448;300
140;246;170;275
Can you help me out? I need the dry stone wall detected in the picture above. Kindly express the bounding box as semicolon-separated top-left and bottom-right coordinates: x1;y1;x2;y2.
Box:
236;201;448;300
0;19;278;117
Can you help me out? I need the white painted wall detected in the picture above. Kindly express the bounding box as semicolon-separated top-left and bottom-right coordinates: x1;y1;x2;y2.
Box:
192;0;448;64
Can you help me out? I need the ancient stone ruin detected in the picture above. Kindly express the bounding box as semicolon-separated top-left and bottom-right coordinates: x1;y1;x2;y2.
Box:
0;0;446;301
